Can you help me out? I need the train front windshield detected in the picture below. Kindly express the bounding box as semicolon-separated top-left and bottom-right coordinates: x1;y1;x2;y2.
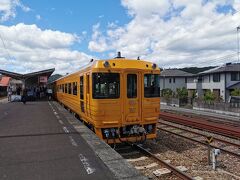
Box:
93;73;120;99
144;74;160;97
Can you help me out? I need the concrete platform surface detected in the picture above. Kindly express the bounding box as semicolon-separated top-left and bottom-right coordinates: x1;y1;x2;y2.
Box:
0;97;8;104
0;101;147;180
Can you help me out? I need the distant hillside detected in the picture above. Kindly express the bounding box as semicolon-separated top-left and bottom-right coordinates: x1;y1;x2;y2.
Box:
48;74;62;83
180;66;216;74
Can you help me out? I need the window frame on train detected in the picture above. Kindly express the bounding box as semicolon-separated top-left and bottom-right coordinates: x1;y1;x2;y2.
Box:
80;76;84;99
92;73;120;99
127;74;137;98
65;84;67;93
144;74;160;98
73;82;77;95
68;83;72;94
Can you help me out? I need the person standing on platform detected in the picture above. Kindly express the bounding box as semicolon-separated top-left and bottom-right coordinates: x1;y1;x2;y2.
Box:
47;88;53;100
17;86;21;95
7;86;12;101
22;88;27;104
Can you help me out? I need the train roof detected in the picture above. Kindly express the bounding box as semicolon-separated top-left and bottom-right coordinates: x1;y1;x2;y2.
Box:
52;58;160;83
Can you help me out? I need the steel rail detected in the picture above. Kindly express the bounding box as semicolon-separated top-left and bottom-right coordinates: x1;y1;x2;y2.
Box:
160;112;240;139
159;121;240;148
131;143;194;180
158;127;240;158
162;110;240;126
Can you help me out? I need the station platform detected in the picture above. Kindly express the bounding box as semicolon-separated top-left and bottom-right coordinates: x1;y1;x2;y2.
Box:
0;100;147;180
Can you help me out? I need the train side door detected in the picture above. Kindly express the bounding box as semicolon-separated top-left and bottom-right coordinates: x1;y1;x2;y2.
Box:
86;73;90;116
80;76;84;114
124;72;142;123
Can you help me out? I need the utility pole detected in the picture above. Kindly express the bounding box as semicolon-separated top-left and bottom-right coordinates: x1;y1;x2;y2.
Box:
237;26;240;62
237;27;240;122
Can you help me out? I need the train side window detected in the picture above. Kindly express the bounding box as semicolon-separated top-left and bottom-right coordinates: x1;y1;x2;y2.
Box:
65;84;67;93
62;84;64;93
68;83;72;94
73;82;77;95
127;74;137;98
80;76;84;99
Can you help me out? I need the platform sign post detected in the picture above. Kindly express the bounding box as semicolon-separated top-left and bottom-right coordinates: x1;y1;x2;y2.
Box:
206;136;213;165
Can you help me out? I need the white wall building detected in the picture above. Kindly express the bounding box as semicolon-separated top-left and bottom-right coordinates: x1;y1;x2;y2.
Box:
187;63;240;102
160;69;193;94
160;63;240;102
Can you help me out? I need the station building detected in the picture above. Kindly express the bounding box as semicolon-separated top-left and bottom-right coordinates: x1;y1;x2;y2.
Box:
0;68;55;101
0;76;11;97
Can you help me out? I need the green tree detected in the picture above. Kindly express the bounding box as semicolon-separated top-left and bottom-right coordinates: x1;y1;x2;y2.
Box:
204;90;216;104
162;88;173;99
191;90;197;99
231;88;240;96
176;87;188;99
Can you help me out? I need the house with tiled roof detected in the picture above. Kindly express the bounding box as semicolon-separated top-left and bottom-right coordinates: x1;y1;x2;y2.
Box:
160;69;194;94
187;63;240;102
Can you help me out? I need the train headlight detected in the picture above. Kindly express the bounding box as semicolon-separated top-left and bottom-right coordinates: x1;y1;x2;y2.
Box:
103;61;110;68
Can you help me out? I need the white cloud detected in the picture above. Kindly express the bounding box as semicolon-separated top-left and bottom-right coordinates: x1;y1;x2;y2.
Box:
0;0;30;22
88;0;240;68
121;0;171;18
88;23;109;52
36;14;41;20
0;23;78;49
0;23;92;74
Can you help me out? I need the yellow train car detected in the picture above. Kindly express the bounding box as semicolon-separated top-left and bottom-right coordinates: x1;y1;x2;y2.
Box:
54;53;160;144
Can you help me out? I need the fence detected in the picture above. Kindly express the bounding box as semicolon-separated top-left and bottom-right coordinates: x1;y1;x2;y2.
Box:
161;96;240;114
193;101;240;113
160;97;191;107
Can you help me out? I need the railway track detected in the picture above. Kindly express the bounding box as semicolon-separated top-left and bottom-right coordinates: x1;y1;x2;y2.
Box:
160;111;240;139
158;121;240;158
115;122;240;179
116;143;194;180
161;109;240;127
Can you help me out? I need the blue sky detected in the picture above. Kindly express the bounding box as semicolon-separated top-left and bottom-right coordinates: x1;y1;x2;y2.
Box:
5;0;128;30
2;0;130;57
0;0;240;74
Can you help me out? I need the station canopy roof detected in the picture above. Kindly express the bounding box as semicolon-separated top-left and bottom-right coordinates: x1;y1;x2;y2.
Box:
0;68;55;80
0;77;11;87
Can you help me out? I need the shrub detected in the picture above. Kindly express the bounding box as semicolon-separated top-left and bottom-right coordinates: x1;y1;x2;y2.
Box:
231;88;240;96
204;90;216;104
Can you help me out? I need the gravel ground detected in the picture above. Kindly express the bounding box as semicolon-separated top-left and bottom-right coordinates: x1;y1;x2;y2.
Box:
159;120;240;153
121;122;240;180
